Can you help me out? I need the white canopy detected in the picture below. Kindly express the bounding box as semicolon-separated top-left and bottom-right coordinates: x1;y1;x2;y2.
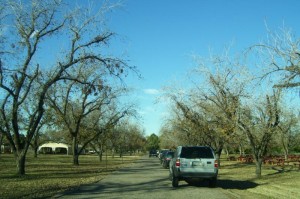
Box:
38;142;70;155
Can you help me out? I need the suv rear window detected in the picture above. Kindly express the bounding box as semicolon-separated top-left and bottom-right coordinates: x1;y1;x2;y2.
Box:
166;151;174;158
180;147;214;159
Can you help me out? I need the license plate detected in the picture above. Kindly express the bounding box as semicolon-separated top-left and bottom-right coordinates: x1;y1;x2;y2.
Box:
192;161;203;166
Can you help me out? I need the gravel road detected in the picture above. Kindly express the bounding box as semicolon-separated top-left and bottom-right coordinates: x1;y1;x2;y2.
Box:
55;155;232;199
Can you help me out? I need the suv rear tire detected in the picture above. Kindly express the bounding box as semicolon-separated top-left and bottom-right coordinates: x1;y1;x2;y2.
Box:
171;174;179;187
208;177;217;188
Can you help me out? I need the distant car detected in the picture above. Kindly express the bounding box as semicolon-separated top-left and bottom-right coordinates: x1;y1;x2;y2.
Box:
159;149;170;163
162;151;174;168
149;149;158;157
169;146;218;188
88;150;96;154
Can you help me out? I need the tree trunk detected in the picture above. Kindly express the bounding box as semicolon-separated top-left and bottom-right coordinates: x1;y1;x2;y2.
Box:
283;147;288;161
72;136;79;166
98;150;103;162
33;146;38;158
73;153;79;165
239;144;244;156
255;157;263;178
16;152;26;176
119;149;123;158
214;140;223;167
282;136;289;160
215;147;223;167
225;147;229;157
0;133;3;154
32;136;39;158
112;148;115;158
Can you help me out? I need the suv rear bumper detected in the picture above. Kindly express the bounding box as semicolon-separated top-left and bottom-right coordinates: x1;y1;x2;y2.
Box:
175;169;218;179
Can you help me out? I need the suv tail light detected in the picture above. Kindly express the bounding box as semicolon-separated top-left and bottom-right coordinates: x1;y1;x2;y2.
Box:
214;160;218;168
175;159;180;167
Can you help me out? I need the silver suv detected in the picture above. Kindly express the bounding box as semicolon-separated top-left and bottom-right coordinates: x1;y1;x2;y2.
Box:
169;146;218;187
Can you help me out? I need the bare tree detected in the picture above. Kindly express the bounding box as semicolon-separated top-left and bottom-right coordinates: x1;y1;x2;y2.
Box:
162;50;282;177
159;113;200;149
0;0;133;175
0;4;7;55
237;91;280;178
243;28;300;177
190;74;241;161
249;28;300;89
290;131;300;153
89;130;109;162
168;90;237;166
276;111;299;160
123;122;146;155
164;53;248;164
47;67;131;165
159;123;181;149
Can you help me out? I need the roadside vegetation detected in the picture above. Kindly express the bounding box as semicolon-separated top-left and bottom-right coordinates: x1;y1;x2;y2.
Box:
0;153;142;199
219;157;300;199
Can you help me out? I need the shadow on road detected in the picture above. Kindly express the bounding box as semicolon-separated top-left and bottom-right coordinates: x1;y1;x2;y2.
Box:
173;179;258;190
58;177;170;198
217;179;258;190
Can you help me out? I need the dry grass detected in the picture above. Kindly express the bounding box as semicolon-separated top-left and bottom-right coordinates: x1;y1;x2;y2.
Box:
0;153;141;199
219;159;300;199
1;154;299;199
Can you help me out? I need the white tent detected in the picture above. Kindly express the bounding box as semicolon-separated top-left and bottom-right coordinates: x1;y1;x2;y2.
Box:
38;142;70;155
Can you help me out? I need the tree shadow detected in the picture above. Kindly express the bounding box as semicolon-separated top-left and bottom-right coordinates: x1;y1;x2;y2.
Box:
217;179;258;190
267;165;299;175
58;177;170;197
220;162;255;169
181;179;258;190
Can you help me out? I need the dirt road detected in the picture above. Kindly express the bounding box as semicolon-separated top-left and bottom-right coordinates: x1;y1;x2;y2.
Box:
55;155;232;199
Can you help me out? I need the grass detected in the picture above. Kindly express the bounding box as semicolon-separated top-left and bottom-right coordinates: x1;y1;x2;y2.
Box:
0;153;141;199
0;154;299;199
218;159;300;199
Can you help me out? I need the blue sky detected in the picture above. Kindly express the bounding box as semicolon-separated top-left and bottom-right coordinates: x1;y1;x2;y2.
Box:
106;0;300;136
